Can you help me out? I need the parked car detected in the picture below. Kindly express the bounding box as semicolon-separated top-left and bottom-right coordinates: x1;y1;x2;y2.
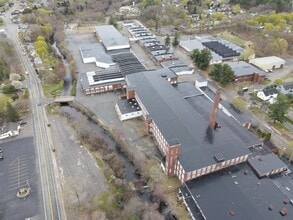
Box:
19;121;27;125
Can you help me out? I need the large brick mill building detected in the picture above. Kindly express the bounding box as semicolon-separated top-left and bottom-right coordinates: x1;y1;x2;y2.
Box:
123;69;262;183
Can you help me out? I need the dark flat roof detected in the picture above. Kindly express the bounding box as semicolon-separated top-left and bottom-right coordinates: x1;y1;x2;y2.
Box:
200;86;252;124
202;41;240;58
226;61;266;77
248;153;287;177
282;83;293;90
111;52;146;75
160;60;188;68
263;88;279;96
185;163;293;220
116;99;141;114
127;70;260;172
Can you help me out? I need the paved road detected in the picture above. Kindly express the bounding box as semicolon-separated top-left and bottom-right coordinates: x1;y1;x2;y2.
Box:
3;4;65;220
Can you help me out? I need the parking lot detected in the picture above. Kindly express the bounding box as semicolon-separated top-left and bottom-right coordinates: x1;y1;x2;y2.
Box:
8;154;30;192
0;137;40;220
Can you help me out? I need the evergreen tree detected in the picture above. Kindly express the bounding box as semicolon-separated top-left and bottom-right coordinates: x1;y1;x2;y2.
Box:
209;63;234;85
165;35;170;46
268;93;290;123
172;32;180;47
191;48;212;70
6;102;19;122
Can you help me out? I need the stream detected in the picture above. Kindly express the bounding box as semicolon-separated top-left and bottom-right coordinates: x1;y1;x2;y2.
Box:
52;42;72;96
53;43;173;218
60;106;137;181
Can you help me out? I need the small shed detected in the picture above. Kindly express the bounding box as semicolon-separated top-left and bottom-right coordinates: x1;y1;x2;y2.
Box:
115;99;143;121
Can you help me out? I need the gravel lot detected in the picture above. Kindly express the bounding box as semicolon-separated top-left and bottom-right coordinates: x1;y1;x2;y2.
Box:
48;114;108;218
65;30;162;159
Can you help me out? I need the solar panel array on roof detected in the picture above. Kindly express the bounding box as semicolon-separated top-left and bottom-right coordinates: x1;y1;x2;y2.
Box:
147;44;167;51
202;41;240;58
92;72;123;82
112;52;146;75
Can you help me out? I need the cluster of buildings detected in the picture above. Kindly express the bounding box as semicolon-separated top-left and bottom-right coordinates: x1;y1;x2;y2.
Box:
125;20;194;76
257;82;293;104
79;23;293;219
180;36;286;83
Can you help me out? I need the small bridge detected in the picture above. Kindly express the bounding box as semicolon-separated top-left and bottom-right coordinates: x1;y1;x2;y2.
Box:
54;96;75;103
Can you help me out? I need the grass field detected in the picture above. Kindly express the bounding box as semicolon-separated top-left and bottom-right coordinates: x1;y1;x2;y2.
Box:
217;32;246;48
42;81;63;98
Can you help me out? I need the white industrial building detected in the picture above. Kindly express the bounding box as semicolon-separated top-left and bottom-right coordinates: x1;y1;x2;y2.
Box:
95;25;130;51
249;56;285;72
79;43;115;68
180;35;244;64
115;99;143;121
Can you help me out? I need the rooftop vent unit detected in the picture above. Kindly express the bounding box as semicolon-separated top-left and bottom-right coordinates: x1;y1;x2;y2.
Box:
268;204;273;211
280;207;288;216
229;210;235;216
214;153;225;163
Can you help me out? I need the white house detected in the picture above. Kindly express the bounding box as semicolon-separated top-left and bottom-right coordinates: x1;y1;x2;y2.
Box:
276;82;293;95
257;88;279;104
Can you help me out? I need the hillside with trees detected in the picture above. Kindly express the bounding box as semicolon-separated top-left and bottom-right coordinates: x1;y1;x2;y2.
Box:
0;38;26;123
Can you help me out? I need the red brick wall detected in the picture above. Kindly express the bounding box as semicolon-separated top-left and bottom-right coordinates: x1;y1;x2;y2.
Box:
165;143;180;177
127;89;135;99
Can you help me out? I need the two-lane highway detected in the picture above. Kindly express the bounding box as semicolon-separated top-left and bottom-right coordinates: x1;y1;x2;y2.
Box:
3;5;65;220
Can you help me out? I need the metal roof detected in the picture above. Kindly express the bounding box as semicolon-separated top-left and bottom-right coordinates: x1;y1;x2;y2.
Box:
95;25;129;50
180;38;223;62
250;56;285;65
160;60;188;68
184;163;293;220
227;61;266;77
79;43;114;65
127;70;261;172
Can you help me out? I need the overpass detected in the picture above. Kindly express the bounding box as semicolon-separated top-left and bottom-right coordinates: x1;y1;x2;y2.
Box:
54;96;75;103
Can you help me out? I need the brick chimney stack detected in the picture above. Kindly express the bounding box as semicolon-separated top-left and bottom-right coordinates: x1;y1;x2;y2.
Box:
209;89;221;129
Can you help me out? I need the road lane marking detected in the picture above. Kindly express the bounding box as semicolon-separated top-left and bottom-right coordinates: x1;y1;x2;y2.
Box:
36;101;55;220
8;155;29;191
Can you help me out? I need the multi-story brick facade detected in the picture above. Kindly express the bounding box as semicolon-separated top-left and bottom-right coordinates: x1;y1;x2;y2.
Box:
125;69;261;184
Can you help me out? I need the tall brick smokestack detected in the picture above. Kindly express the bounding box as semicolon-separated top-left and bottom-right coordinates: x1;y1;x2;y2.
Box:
209;89;221;129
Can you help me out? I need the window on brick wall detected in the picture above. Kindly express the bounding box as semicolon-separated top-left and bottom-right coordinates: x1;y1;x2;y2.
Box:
207;166;211;173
